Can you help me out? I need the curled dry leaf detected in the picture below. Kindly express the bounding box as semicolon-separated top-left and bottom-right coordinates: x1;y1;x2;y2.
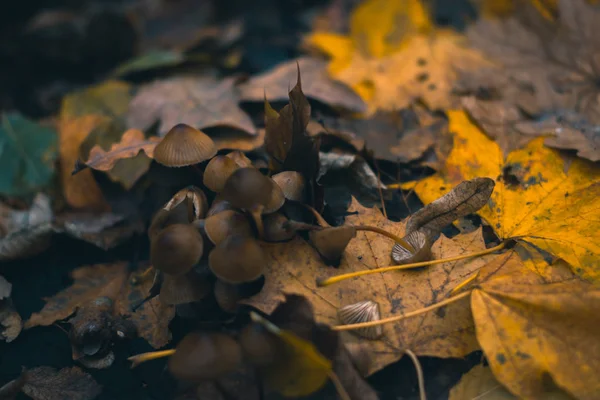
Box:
240;57;366;113
127;76;256;135
21;366;102;400
25;262;175;350
0;193;53;261
308;0;490;113
413;110;600;282
246;198;497;374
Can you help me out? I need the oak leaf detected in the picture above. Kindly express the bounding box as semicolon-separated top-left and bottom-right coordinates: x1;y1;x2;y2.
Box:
246;199;496;374
308;0;489;113
412;110;600;281
240;57;366;113
21;366;102;400
126;76;256;135
25;262;175;349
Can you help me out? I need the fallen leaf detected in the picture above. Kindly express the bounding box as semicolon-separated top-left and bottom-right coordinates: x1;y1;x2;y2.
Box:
0;275;22;343
246;199;497;374
413;110;600;281
449;364;572;400
111;50;185;77
465;0;600;124
21;366;102;400
25;262;175;349
61;81;132;120
240;57;366;113
0;113;57;197
308;0;490;113
127;76;256;135
210;127;266;153
0;368;27;399
0;194;53;261
471;249;600;399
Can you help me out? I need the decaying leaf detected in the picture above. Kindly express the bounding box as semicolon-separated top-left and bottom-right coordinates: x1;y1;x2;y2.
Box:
0;275;22;343
127;76;256;135
471;249;600;399
308;0;490;113
240;57;366;113
413;110;600;282
0;194;53;261
21;366;102;400
449;364;572;400
0;113;57;197
25;262;175;350
465;0;600;124
246;199;497;374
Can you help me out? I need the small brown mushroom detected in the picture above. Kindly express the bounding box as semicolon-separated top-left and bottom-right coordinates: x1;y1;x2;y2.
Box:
207;193;234;217
203;155;241;193
272;171;306;202
391;230;432;265
208;234;265;284
160;270;212;305
239;324;280;367
263;213;315;242
213;280;242;313
168;332;242;382
151;224;203;275
308;226;357;265
154;123;217;167
164;186;208;221
226;150;253;167
204;210;253;245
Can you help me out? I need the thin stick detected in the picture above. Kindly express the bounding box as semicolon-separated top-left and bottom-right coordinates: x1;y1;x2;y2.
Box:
450;271;480;295
333;291;471;331
354;225;415;253
128;349;176;368
327;370;351;400
373;159;388;219
404;349;426;400
385;183;403;190
318;242;505;287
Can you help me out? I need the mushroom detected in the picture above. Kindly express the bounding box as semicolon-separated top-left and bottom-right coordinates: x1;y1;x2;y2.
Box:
148;186;207;239
239;323;280;367
151;224;203;275
160;270;212;305
154;123;217;167
203;155;241;193
213;280;242;313
207;193;234;217
308;226;357;265
204;210;253;245
263;212;315;242
168;332;242;382
226;150;253;168
337;300;383;340
272;171;306;202
391;230;432;265
208;234;265;284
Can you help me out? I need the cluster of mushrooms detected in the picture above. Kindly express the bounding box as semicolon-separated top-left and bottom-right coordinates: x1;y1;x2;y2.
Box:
145;121;433;324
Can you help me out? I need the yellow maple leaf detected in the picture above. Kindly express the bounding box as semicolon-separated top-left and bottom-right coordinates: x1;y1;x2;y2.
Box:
413;110;600;281
307;0;489;113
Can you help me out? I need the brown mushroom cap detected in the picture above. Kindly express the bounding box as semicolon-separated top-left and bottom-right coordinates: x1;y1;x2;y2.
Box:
168;332;242;382
239;324;280;367
272;171;306;202
309;226;357;264
151;224;203;275
161;270;212;305
203;156;241;193
263;213;303;242
204;210;253;245
226;150;253;168
263;180;285;214
207;193;234;217
221;168;273;210
209;234;265;284
213;280;242;313
391;230;432;265
164;186;208;220
154;123;217;167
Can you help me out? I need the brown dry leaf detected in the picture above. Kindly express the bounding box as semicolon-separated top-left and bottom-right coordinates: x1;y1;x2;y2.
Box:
317;107;449;162
246;198;497;374
77;129;160;189
471;249;600;399
0;275;22;343
211;127;266;152
25;263;174;349
0;194;53;261
465;0;600;125
240;57;366;113
21;366;102;400
449;364;573;400
127;76;256;136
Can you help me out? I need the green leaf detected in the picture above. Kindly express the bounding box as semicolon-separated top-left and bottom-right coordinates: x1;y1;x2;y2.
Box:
111;50;185;77
0;113;57;196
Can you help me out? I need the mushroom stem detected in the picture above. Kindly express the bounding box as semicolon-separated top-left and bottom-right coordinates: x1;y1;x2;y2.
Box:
128;349;176;368
249;205;265;239
299;203;330;228
317;242;505;287
333;291;472;331
354;225;415;253
450;271;480;295
327;370;351;400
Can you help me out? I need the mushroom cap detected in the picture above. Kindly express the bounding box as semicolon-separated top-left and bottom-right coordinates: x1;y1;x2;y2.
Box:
263;213;297;242
239;324;280;367
164;186;208;219
203;155;241;193
221;168;273;210
160;270;212;305
226;150;253;168
209;234;265;284
309;225;357;264
154;123;217;167
168;332;242;382
151;224;203;275
207;194;234;217
204;210;253;245
391;230;432;265
213;280;242;313
272;171;306;202
263;179;285;214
